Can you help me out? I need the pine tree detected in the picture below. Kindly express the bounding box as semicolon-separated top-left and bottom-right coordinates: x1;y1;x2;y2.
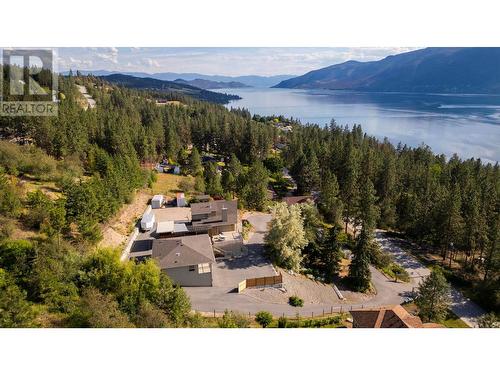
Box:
340;142;360;233
194;175;205;194
204;162;223;197
348;228;372;292
239;161;269;211
415;268;451;322
292;149;320;194
320;226;344;281
437;184;464;263
357;176;380;232
378;154;397;228
221;169;236;197
319;169;343;224
188;147;203;177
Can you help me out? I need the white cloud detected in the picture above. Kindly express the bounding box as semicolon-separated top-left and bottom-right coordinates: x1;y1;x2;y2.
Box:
57;47;420;76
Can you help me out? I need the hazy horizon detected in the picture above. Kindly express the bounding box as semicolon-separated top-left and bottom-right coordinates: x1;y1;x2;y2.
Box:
56;47;418;77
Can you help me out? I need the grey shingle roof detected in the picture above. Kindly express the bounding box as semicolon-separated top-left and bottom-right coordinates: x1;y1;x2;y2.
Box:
152;234;214;269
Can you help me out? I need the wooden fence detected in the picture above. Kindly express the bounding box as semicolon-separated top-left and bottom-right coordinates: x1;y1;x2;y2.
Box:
237;274;283;293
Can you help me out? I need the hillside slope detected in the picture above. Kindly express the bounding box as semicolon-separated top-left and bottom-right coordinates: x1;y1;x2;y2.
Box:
174;78;250;89
275;48;500;93
99;74;241;103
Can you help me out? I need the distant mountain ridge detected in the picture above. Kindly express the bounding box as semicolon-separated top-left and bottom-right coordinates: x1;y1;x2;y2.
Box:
173;78;250;89
64;70;295;88
98;74;240;104
274;48;500;94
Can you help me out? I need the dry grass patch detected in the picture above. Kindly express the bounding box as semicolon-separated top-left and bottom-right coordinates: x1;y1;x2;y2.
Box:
151;173;195;198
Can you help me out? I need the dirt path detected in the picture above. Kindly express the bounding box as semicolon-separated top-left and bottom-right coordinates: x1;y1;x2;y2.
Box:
76;84;96;109
98;190;150;249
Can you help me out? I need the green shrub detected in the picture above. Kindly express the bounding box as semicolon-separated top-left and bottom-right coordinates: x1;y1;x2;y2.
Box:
277;316;288;328
255;311;273;328
289;295;304;307
218;310;250;328
391;264;410;282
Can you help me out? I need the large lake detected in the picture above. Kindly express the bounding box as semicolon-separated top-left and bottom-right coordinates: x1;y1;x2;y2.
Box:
217;88;500;163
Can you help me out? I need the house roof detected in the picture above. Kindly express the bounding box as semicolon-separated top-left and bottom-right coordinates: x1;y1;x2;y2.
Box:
282;196;313;206
156;221;175;234
190;199;238;227
152;234;214;269
350;305;428;328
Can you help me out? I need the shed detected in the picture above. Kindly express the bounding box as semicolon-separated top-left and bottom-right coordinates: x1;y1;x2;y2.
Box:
176;192;186;207
151;194;164;209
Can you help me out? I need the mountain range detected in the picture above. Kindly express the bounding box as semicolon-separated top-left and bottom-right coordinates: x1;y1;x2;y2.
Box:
173;78;250;89
99;74;240;104
65;70;294;88
275;48;500;94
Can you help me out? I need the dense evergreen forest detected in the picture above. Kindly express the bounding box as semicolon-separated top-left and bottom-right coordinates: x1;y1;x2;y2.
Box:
0;69;498;326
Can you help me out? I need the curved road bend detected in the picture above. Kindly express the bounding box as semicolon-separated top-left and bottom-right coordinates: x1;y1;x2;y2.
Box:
375;231;485;327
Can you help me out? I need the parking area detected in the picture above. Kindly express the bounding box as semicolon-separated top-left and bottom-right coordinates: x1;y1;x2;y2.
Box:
153;207;191;222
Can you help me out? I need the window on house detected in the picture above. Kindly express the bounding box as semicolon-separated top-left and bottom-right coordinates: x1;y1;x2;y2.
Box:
188;265;196;272
198;263;211;274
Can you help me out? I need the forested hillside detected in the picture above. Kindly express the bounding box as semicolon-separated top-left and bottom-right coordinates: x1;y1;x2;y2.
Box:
282;121;499;311
0;68;498;326
99;73;241;104
0;70;279;327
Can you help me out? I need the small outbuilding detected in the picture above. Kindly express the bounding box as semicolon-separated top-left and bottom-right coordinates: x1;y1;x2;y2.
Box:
176;192;186;207
151;194;164;209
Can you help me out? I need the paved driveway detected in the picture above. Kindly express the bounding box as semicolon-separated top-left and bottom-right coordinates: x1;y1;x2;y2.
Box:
184;214;417;317
375;230;485;327
212;213;277;287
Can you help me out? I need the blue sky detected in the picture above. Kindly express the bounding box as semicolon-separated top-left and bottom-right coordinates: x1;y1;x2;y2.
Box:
57;47;417;76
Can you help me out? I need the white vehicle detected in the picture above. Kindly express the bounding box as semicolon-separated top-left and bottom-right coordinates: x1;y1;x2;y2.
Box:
140;206;155;231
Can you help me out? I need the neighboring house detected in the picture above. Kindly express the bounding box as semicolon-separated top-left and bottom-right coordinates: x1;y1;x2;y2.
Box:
267;188;277;201
152;234;215;287
282;195;313;206
190;200;238;236
350;305;443;328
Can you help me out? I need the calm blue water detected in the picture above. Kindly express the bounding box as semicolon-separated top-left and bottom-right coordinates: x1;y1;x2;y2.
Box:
216;88;500;163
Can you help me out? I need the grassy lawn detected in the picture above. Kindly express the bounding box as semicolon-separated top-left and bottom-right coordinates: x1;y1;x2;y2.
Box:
402;303;469;328
150;173;195;198
442;311;470;328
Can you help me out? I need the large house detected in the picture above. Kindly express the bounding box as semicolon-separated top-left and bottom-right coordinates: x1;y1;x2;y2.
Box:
151;234;215;287
350;305;443;328
189;199;238;236
131;198;240;287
